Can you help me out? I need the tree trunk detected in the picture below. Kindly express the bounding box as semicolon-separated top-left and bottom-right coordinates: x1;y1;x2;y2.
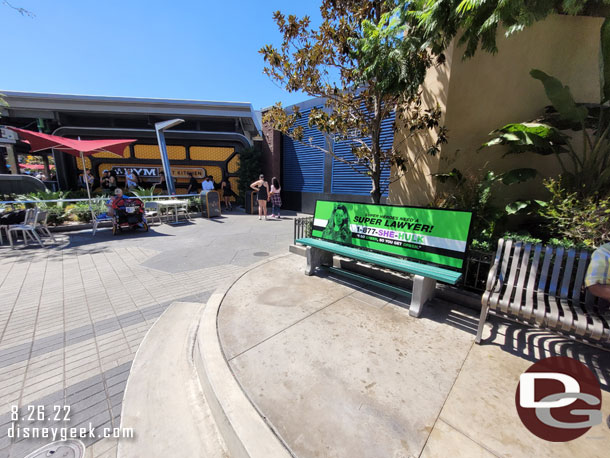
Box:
370;96;383;204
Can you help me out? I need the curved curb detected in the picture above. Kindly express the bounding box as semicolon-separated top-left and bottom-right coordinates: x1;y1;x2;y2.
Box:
193;254;295;458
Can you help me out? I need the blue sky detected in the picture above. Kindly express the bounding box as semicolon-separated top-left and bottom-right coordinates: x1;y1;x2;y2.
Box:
2;0;321;110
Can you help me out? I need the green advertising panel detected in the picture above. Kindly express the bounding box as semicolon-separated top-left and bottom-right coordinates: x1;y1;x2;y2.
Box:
312;200;472;269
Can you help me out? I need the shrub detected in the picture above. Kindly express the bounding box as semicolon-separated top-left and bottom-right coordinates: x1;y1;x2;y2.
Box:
236;147;263;203
539;178;610;247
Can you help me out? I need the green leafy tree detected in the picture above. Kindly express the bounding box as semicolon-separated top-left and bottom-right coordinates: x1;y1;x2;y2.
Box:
261;0;447;204
236;146;263;201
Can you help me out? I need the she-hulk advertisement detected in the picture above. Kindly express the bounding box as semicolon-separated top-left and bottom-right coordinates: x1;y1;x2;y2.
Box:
312;201;472;270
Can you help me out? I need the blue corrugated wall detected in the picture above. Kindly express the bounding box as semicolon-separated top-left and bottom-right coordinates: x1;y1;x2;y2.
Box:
331;112;394;196
282;108;326;193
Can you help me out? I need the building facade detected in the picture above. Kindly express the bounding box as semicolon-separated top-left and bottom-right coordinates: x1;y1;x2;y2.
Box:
0;92;262;194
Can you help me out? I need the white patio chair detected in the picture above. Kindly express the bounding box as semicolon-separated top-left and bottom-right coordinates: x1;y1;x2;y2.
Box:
8;208;45;249
35;210;56;243
176;201;191;220
92;212;113;236
144;201;162;225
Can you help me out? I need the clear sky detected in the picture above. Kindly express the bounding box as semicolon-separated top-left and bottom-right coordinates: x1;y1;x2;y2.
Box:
2;0;321;110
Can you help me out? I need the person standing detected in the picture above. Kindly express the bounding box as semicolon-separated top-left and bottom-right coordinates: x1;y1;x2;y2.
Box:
269;177;282;219
201;176;214;192
221;177;233;210
108;170;118;193
250;174;270;220
125;168;138;189
186;173;199;194
101;170;111;193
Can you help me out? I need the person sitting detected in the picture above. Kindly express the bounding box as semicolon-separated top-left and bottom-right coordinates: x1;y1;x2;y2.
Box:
585;242;610;309
107;188;126;217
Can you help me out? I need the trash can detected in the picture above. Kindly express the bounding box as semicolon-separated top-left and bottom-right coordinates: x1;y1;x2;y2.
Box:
245;190;259;214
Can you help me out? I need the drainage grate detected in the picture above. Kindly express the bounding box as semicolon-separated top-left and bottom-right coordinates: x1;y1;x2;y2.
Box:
24;440;86;458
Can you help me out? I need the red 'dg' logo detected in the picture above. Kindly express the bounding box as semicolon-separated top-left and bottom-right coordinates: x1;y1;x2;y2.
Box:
515;356;602;441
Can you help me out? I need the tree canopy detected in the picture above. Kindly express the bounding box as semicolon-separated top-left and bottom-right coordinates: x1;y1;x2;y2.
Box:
260;0;447;203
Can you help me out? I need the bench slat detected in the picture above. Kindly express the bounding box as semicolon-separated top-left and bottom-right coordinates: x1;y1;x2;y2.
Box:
499;241;522;315
296;238;462;284
488;239;513;310
522;244;542;322
558;249;576;333
535;246;554;327
511;243;532;319
545;246;564;328
571;252;590;337
482;239;506;308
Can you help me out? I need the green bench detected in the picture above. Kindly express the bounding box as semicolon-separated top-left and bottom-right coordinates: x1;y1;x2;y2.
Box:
297;200;473;317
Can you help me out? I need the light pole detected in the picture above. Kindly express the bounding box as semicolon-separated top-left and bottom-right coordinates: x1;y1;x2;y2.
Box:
154;119;184;195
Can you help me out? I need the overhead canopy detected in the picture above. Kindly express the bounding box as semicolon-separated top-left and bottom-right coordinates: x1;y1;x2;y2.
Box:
7;126;135;157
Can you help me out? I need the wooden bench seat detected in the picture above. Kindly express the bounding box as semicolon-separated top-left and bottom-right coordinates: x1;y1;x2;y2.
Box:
476;239;610;347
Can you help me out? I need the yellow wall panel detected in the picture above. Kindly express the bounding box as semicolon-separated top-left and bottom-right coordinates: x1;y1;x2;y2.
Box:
92;146;131;159
229;177;239;193
190;146;233;162
205;166;223;184
227;155;239;173
75;157;92;170
134;144;185;160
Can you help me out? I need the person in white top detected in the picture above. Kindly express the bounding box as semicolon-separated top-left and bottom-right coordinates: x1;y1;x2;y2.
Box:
201;176;215;192
269;177;282;219
125;169;138;189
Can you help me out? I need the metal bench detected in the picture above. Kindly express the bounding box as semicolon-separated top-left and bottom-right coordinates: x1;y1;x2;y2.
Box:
296;200;473;318
475;238;610;347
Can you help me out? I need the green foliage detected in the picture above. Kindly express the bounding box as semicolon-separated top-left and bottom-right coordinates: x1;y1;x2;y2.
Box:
402;0;609;59
236;147;262;201
261;0;447;203
432;166;537;241
539;177;610;247
483;69;610;198
131;186;156;198
18;191;70;209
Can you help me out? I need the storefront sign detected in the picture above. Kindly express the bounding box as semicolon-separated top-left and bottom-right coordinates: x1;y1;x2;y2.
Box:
311;200;473;269
110;166;206;179
112;166;159;177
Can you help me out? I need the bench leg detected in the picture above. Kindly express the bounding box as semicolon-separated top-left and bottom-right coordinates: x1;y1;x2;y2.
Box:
305;247;332;276
409;275;436;318
475;303;489;344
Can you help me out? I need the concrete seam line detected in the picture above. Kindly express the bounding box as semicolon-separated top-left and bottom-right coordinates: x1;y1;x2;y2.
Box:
194;253;295;458
117;301;180;457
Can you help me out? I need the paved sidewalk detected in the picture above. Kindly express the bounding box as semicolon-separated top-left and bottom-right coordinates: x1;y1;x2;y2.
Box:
0;211;297;458
218;254;610;458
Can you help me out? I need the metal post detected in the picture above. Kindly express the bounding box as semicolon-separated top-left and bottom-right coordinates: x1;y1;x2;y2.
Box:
80;150;96;224
154;119;184;196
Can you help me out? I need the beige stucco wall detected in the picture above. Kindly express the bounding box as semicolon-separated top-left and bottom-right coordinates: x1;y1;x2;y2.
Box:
389;14;603;206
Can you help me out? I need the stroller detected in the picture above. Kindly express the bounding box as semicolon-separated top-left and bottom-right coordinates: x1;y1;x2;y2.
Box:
111;197;148;235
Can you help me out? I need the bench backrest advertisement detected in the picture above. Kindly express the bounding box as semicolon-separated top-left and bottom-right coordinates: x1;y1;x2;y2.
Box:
311;200;473;270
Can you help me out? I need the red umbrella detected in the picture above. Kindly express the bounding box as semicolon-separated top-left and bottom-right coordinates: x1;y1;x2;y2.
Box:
8;127;136;223
19;163;55;170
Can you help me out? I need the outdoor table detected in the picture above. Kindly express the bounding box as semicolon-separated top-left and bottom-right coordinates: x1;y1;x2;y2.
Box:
151;200;190;224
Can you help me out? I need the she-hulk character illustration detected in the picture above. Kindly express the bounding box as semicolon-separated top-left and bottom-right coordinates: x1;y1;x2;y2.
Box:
322;204;352;243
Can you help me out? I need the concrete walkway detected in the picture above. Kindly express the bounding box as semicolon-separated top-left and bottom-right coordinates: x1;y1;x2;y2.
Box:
218;254;610;458
0;210;298;458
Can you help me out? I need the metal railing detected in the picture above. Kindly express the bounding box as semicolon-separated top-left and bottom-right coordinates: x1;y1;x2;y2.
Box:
0;193;204;205
294;216;314;242
292;216;493;294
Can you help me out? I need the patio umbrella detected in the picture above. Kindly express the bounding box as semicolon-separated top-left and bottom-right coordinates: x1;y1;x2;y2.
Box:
8;127;136;223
